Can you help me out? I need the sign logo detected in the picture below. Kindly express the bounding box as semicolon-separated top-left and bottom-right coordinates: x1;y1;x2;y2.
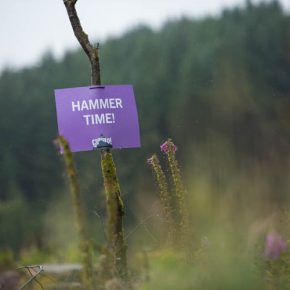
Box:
92;134;113;149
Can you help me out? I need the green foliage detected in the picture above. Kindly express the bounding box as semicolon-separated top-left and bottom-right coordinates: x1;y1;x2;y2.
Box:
0;188;34;252
0;248;15;271
0;1;290;253
264;252;290;289
140;248;260;290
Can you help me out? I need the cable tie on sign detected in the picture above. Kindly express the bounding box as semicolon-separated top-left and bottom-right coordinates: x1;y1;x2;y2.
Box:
89;86;105;89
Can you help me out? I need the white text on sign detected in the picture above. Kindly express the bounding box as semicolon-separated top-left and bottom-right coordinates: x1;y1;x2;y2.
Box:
71;98;123;125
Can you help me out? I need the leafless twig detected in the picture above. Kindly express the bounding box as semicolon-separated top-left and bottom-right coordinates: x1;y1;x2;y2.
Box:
63;0;101;85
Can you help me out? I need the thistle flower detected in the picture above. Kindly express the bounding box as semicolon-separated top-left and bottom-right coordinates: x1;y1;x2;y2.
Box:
160;140;177;154
264;232;287;260
147;154;176;245
160;139;188;249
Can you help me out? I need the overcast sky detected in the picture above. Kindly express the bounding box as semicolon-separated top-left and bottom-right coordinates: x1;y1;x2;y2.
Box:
0;0;289;72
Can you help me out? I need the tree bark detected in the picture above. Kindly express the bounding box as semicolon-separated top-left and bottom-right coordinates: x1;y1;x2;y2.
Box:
101;150;128;280
63;0;101;85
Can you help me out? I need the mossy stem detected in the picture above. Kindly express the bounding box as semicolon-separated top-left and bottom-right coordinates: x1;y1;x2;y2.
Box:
101;149;129;283
57;135;94;290
164;139;188;247
148;154;176;245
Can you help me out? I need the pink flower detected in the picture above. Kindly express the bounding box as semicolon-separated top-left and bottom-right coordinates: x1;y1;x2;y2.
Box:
264;232;287;260
160;140;177;154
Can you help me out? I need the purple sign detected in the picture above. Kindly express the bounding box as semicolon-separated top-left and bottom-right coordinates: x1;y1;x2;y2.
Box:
54;85;141;152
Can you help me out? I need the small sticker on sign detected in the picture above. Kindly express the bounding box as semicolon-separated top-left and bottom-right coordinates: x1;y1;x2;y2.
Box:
92;134;113;149
54;85;141;152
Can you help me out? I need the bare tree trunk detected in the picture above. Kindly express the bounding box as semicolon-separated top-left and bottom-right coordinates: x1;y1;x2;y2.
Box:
62;0;129;284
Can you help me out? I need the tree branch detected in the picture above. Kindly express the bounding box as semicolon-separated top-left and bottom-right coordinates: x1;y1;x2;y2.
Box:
63;0;101;85
62;1;130;286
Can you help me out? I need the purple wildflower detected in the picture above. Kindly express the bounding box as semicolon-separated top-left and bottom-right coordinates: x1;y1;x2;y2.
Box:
264;232;287;260
160;140;177;154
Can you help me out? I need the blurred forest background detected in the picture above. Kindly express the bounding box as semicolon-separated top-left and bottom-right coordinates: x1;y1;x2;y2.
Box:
1;0;290;263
